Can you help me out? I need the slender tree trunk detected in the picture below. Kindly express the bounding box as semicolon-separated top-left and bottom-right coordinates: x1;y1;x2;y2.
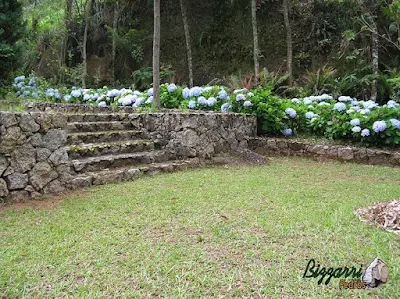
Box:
370;14;379;101
180;0;193;87
283;0;293;85
111;0;119;83
152;0;161;110
82;0;92;88
61;0;73;83
251;0;259;86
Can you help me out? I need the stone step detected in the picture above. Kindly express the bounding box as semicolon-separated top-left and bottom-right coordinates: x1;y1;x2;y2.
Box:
67;121;137;133
67;113;132;123
68;140;155;159
67;158;201;188
70;150;172;173
67;130;145;145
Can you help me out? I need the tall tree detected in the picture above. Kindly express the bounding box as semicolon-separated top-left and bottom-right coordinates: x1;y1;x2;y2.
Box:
0;0;25;81
111;0;119;83
152;0;161;110
82;0;92;88
60;0;73;83
180;0;193;87
282;0;293;85
251;0;260;86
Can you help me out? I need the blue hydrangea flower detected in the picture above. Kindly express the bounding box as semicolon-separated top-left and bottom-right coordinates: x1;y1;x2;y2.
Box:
167;83;177;93
291;98;301;104
218;89;228;100
236;94;246;101
361;129;370;137
318;102;330;106
350;119;360;126
283;128;292;136
63;95;71;102
71;89;82;98
198;96;207;105
387;100;398;108
338;96;352;102
14;75;25;83
352;126;361;133
303;98;313;105
98;101;107;107
305;112;315;119
221;103;231;112
333;102;346;112
182;87;190;99
247;92;254;97
372;121;387;133
188;100;196;109
145;96;154;104
189;86;202;97
107;89;121;97
390;119;400;129
285;108;297;118
147;88;154;97
207;97;217;107
243;100;252;107
133;97;145;108
83;94;91;101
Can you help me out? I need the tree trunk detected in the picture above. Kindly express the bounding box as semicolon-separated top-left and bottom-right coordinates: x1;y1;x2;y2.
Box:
111;0;119;83
82;0;92;88
152;0;161;110
370;14;379;101
180;0;193;87
251;0;259;86
60;0;73;83
283;0;293;85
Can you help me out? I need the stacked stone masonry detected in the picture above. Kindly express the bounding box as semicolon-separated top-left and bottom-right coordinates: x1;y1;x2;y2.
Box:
0;108;257;202
249;137;400;167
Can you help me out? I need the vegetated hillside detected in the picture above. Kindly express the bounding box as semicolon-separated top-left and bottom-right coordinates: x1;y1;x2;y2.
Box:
4;0;400;102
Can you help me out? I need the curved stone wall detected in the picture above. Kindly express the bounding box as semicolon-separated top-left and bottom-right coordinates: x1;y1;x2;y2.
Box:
250;137;400;167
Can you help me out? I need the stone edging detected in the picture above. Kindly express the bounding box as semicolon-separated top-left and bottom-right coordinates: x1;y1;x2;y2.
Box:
249;137;400;167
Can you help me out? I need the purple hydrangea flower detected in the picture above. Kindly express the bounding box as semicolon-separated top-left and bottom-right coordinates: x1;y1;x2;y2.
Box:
390;119;400;129
361;129;370;137
283;128;293;136
285;108;297;118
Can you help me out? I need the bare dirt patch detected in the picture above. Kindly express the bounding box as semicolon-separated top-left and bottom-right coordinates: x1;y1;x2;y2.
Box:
0;189;91;214
355;200;400;235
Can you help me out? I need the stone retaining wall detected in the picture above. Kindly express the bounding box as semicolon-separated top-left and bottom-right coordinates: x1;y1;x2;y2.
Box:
0;109;257;202
250;137;400;167
136;113;257;159
0;111;70;202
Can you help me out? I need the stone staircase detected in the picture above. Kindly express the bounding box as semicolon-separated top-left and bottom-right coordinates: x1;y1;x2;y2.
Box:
65;113;200;189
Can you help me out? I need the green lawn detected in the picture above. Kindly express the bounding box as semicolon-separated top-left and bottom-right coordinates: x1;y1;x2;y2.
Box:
1;157;400;298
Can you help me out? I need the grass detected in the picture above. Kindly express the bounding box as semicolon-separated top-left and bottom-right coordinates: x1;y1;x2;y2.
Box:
1;157;400;298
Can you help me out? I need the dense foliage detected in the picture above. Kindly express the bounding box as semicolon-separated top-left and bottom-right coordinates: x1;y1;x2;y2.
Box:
0;0;24;83
11;75;400;147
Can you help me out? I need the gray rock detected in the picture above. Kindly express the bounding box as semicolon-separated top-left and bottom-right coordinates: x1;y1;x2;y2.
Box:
0;126;24;150
42;129;67;151
0;112;18;127
11;146;36;172
0;154;9;176
69;176;92;189
182;129;198;147
20;113;40;133
29;133;43;147
43;180;65;194
5;172;28;190
338;147;354;161
51;113;67;128
9;190;28;202
31;113;52;132
29;162;58;190
48;148;69;166
0;178;9;197
124;168;141;181
36;148;51;162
